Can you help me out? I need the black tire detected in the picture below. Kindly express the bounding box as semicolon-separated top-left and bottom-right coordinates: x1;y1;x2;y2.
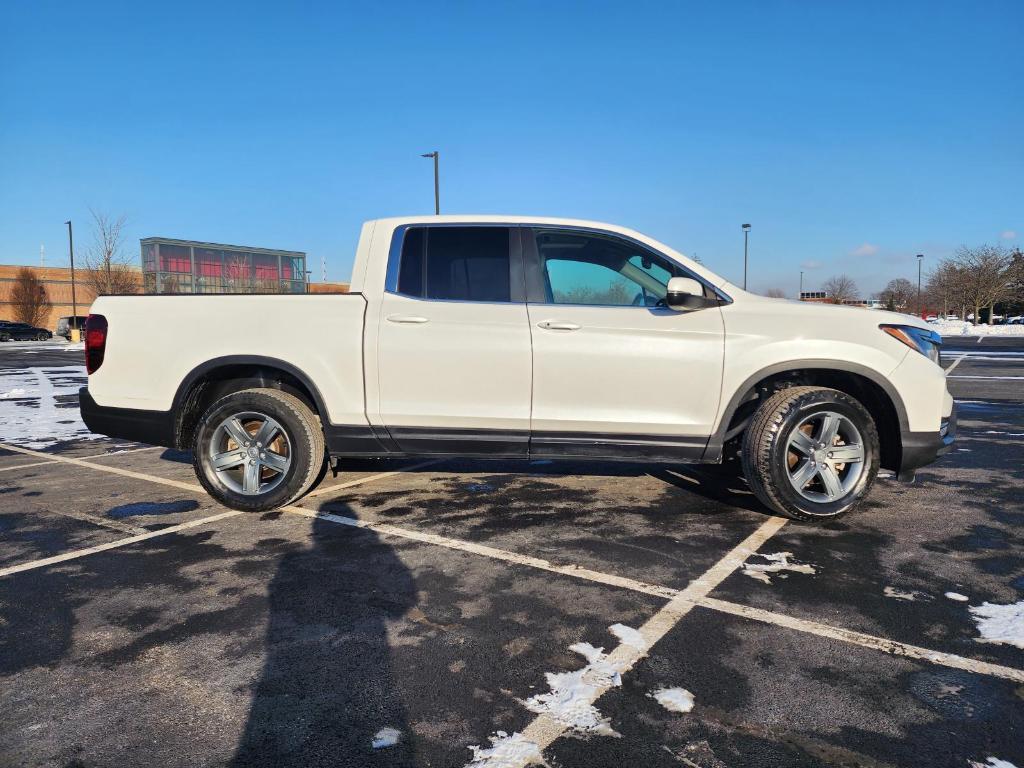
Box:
192;388;326;512
36;333;47;341
741;386;880;522
0;334;8;342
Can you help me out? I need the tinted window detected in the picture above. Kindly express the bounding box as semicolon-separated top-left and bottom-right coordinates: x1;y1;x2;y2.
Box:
535;230;685;306
397;227;510;302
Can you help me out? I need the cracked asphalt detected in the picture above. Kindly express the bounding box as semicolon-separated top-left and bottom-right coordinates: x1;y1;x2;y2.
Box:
0;337;1022;768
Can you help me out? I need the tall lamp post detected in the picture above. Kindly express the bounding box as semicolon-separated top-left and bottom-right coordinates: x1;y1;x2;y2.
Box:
916;254;924;318
65;221;78;338
420;151;440;215
741;223;751;290
799;270;804;300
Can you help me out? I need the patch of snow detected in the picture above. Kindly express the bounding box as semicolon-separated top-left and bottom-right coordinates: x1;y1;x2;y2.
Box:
650;687;695;714
970;600;1024;649
466;731;542;767
522;640;625;737
0;366;102;449
741;552;816;584
0;387;27;399
969;758;1020;768
608;623;647;650
64;342;84;351
884;586;931;602
945;592;970;602
371;727;401;749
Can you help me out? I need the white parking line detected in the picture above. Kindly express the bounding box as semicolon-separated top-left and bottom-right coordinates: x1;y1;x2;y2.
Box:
0;459;60;473
0;442;206;493
512;517;788;761
943;354;966;374
0;443;445;577
948;375;1024;380
279;505;680;599
287;504;1024;687
701;598;1024;683
87;446;163;459
301;459;442;498
0;510;245;578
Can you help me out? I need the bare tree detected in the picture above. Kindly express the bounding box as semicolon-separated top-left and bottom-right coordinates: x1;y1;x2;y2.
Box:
10;268;52;327
955;244;1013;323
822;274;858;304
764;288;786;298
878;278;915;312
1006;248;1024;315
926;260;969;319
83;210;141;295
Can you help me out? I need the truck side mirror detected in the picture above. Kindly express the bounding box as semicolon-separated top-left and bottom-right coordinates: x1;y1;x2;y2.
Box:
665;277;714;311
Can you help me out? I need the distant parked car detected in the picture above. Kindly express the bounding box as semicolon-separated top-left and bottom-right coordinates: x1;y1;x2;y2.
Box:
0;321;53;342
56;315;89;340
925;315;938;323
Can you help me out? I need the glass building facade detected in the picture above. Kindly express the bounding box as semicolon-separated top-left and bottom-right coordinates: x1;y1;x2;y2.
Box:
140;238;306;294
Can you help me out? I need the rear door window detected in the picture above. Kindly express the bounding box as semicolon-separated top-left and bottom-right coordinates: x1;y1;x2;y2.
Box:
397;227;511;302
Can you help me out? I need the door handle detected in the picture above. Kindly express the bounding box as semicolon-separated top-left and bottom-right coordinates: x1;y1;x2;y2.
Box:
387;314;429;324
537;320;581;331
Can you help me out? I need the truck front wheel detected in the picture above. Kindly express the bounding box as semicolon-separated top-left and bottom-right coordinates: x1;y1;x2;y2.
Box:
192;388;326;512
741;386;880;521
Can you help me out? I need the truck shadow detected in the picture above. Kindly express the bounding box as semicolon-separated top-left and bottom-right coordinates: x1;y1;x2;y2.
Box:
230;504;417;767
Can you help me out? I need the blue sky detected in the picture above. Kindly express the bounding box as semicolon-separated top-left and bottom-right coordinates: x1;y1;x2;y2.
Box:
1;0;1020;296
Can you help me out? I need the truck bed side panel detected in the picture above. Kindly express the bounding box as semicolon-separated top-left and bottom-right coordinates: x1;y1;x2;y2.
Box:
86;294;368;426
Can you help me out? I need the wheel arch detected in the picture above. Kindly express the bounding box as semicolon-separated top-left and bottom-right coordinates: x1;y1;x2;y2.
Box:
705;360;908;472
171;355;330;450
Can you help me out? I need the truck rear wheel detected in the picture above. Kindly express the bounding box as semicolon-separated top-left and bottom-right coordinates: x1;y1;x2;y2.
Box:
741;386;879;522
192;388;326;512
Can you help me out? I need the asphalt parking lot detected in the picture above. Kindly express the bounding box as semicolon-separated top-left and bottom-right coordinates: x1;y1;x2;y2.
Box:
1;337;1022;768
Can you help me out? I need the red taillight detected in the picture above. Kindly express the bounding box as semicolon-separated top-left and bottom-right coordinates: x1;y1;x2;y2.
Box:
84;314;108;374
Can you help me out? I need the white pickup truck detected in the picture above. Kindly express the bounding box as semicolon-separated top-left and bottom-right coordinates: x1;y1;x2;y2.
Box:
80;216;955;521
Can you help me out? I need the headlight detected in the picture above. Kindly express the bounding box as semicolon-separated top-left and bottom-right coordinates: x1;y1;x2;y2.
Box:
880;324;942;364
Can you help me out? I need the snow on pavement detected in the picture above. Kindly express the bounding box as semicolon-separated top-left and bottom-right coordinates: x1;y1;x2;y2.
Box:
0;365;103;449
970;600;1024;649
466;732;542;767
370;727;401;749
741;552;817;584
969;758;1020;768
609;623;648;650
650;687;695;714
522;639;626;737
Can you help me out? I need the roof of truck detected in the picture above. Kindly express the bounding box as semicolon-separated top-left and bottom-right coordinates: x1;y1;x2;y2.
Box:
368;215;638;231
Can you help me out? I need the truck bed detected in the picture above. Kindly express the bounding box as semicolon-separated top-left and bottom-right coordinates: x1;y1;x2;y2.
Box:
86;293;369;426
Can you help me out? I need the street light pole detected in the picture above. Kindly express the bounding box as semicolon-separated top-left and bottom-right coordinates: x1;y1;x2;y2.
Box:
799;270;804;299
741;223;751;290
65;220;78;335
421;151;440;214
916;254;924;318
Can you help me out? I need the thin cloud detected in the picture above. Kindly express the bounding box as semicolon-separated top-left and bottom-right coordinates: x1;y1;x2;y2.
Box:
1001;230;1017;240
800;259;822;270
849;243;879;257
